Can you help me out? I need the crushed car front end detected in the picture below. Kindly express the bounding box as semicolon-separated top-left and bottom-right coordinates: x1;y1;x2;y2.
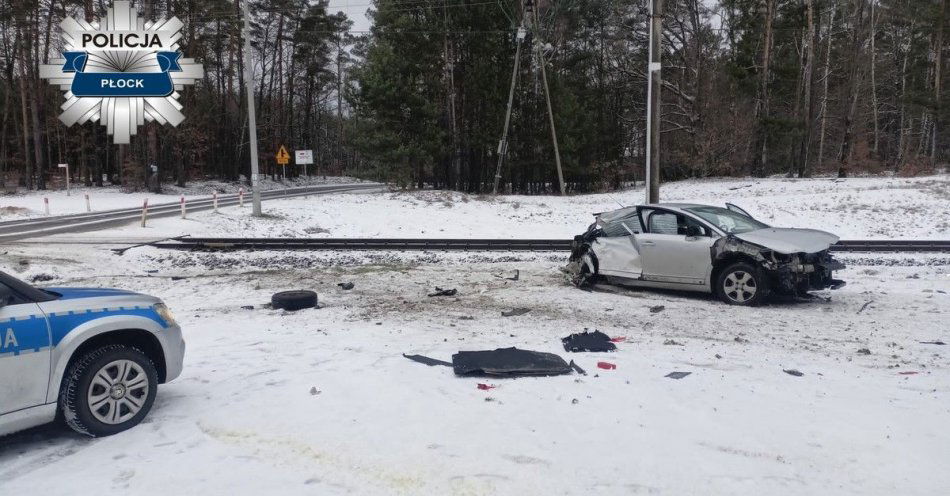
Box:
711;233;846;296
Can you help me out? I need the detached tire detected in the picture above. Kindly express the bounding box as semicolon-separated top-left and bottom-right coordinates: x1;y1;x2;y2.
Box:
60;344;158;437
715;262;769;306
272;290;318;311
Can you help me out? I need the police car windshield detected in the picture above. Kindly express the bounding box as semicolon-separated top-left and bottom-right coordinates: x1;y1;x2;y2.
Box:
0;271;59;302
684;206;769;234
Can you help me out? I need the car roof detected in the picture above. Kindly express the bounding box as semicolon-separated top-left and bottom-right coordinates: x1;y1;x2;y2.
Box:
641;203;713;210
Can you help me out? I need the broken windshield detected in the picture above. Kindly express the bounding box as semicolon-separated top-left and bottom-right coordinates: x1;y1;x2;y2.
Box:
685;206;769;234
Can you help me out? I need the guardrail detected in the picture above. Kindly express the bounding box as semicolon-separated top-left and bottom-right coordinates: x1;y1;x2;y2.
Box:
150;237;950;253
0;183;381;242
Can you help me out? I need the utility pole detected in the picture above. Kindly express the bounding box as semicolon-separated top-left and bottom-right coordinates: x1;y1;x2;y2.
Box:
532;6;566;196
242;1;262;216
645;0;663;204
492;24;526;195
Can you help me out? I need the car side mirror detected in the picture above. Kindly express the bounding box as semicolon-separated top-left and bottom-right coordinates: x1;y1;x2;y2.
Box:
685;225;703;237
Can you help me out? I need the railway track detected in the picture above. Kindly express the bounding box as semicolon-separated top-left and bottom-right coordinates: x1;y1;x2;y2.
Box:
149;237;950;253
0;183;381;243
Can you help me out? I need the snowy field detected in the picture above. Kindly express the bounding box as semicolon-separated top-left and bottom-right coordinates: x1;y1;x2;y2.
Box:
0;174;948;495
58;174;950;240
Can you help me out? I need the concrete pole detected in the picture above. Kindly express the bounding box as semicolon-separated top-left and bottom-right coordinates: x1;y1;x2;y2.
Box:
533;8;566;196
242;1;262;216
492;26;526;195
646;0;663;204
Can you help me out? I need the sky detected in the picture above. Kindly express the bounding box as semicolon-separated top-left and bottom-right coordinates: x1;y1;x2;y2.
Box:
327;1;373;32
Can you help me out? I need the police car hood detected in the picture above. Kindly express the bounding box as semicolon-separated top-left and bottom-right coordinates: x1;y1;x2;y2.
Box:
44;287;148;300
733;228;839;254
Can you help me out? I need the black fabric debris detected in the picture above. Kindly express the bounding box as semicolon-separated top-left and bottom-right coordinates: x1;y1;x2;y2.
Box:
561;330;617;353
920;341;946;345
665;371;691;379
501;308;531;317
403;354;453;367
783;369;804;377
240;305;254;310
452;348;573;377
338;282;355;290
428;287;458;297
649;305;665;313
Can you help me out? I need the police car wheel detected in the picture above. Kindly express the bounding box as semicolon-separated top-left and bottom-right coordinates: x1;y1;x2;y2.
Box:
60;344;158;437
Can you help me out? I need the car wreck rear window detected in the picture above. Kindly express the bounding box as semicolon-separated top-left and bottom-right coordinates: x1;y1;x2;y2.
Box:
685;206;769;234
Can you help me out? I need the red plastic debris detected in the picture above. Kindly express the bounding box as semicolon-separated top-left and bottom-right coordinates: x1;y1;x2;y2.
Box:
477;383;496;390
898;371;919;375
597;361;617;370
609;336;626;343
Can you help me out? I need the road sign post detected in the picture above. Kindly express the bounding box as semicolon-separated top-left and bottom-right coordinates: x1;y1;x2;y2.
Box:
276;145;290;181
295;149;313;177
58;163;70;196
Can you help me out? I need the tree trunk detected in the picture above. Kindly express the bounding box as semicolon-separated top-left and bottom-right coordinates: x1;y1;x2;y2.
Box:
754;0;775;176
816;7;835;176
932;0;947;164
870;0;880;157
797;0;817;177
18;40;32;189
836;0;866;178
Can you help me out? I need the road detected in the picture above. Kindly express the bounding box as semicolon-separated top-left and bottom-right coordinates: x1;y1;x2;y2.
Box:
0;183;382;242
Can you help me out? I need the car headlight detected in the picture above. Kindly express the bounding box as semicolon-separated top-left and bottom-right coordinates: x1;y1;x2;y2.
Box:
153;303;178;326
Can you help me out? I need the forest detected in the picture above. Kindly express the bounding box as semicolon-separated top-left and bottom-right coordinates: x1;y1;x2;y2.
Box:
0;0;947;193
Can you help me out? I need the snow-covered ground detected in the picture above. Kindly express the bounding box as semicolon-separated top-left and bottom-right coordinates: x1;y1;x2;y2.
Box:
0;175;367;220
0;174;948;495
0;243;947;495
65;174;950;240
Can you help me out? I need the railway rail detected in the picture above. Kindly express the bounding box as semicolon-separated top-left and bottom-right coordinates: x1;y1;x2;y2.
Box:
149;237;950;253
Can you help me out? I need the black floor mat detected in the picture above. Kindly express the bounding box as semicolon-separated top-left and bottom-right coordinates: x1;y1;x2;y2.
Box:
452;347;573;377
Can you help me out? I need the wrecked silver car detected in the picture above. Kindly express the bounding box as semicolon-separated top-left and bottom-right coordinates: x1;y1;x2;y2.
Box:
567;203;846;305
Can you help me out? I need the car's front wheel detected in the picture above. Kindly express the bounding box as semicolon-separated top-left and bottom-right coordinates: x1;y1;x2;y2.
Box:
59;344;158;437
715;262;768;306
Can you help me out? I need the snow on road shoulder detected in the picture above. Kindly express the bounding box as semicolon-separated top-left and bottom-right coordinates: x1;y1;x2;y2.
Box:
0;242;947;495
0;175;367;220
95;174;950;240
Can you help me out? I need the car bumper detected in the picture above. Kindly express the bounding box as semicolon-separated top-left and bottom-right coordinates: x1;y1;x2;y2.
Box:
157;323;185;383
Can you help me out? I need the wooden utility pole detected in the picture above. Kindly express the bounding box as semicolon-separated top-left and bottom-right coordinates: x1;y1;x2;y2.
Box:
645;0;663;203
532;6;566;195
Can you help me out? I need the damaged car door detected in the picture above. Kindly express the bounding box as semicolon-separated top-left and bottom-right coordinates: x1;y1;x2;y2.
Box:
589;211;643;279
635;208;717;286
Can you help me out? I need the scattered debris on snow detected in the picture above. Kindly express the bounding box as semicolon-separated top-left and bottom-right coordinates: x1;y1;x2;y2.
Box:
561;330;617;352
501;307;531;317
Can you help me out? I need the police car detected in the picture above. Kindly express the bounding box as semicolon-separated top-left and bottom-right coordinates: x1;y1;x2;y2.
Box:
0;270;184;437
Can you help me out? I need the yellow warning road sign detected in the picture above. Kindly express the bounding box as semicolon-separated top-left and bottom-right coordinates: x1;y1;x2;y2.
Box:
276;145;290;165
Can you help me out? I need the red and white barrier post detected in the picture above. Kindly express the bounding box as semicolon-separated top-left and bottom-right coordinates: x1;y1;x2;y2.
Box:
85;193;91;212
213;191;218;213
239;188;245;208
141;198;149;227
44;197;50;216
180;196;187;219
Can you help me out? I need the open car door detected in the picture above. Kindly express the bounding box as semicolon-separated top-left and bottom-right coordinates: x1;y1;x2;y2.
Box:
725;203;753;218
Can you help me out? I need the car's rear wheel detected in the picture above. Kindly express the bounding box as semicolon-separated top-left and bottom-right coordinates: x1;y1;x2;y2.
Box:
715;262;768;306
60;344;158;437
